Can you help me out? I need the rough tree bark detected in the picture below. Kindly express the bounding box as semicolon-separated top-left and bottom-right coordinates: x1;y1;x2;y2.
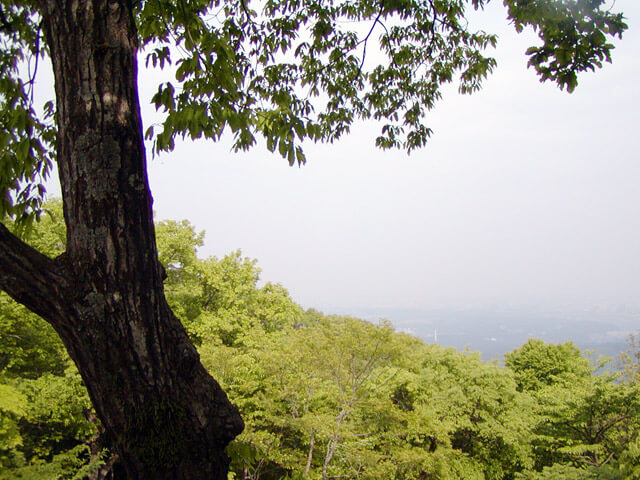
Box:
0;1;243;478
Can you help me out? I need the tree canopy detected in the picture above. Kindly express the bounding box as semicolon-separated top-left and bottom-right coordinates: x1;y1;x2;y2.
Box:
2;210;639;479
0;0;627;223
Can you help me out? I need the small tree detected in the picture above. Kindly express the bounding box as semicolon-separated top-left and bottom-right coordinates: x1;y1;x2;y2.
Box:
505;339;593;392
620;331;640;383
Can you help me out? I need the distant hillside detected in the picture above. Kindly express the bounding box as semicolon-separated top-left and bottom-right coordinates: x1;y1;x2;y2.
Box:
336;306;638;361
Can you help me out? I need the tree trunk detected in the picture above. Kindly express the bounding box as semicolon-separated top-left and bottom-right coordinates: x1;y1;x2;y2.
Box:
305;431;315;475
0;1;243;478
322;408;348;480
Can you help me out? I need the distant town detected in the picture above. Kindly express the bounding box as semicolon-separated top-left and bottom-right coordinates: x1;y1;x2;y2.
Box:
340;306;639;360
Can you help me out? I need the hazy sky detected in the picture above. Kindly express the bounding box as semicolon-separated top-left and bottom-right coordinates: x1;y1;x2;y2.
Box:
47;1;640;315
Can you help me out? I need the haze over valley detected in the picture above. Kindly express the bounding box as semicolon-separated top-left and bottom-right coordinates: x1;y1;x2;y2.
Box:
338;305;638;360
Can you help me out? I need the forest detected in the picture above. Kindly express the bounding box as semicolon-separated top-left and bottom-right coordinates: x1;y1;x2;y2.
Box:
1;200;639;480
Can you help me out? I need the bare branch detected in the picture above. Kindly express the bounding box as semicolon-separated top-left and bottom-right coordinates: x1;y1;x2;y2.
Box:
359;5;385;71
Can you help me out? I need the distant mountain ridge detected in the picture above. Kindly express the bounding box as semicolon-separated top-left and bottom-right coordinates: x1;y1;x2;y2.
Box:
331;306;638;360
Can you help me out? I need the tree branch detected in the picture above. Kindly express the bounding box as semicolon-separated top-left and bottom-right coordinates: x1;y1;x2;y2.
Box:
0;222;71;325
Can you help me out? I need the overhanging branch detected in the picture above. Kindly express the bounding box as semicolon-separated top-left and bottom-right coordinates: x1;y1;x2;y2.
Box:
0;222;71;324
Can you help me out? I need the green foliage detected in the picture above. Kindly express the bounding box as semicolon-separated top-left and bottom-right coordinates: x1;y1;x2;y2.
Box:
156;219;206;324
530;378;640;472
620;330;640;383
191;251;302;346
0;294;66;379
202;316;401;479
3;207;640;479
0;444;94;480
0;381;27;468
515;462;623;480
203;313;536;480
0;201;102;478
0;0;627;221
504;339;593;391
17;367;95;461
618;436;640;480
138;0;501;159
155;219;303;347
0;2;56;224
408;344;534;479
136;0;626;161
0;199;67;379
0;367;96;478
503;0;627;93
506;340;640;477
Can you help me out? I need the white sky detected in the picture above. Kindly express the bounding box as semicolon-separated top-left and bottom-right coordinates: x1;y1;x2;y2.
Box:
47;1;640;315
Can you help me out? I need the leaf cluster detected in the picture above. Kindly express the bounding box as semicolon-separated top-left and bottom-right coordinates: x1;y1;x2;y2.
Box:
0;0;628;223
138;0;501;161
0;1;55;224
503;0;627;92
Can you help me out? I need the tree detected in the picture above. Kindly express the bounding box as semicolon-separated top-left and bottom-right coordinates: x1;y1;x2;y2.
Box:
205;315;401;480
0;383;27;470
620;330;640;383
202;309;536;480
0;0;627;478
506;340;640;479
504;339;593;392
